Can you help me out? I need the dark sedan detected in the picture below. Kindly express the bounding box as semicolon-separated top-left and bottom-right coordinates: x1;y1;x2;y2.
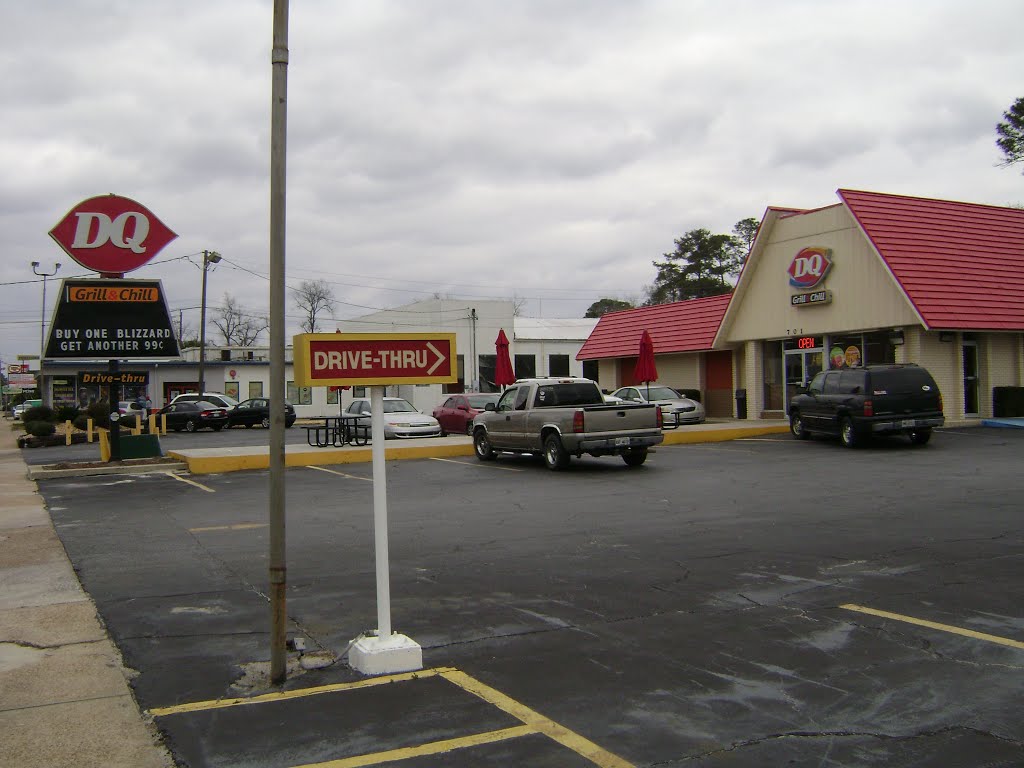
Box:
226;398;296;429
159;400;229;432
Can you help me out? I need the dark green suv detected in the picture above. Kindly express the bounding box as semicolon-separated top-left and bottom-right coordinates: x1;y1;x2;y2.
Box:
789;364;944;447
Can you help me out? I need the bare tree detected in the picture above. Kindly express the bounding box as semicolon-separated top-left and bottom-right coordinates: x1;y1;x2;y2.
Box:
212;293;269;346
293;279;336;333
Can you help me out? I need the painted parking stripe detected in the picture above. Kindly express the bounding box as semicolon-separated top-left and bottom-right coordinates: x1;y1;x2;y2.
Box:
430;457;523;472
307;465;373;482
149;666;634;767
290;725;535;768
165;472;216;493
440;668;634;768
841;604;1024;649
188;523;267;534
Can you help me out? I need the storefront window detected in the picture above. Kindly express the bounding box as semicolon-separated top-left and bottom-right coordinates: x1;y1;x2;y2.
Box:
515;354;536;379
248;381;264;398
762;341;785;411
479;354;498;392
224;382;240;401
286;381;312;405
442;355;465;394
548;354;570;376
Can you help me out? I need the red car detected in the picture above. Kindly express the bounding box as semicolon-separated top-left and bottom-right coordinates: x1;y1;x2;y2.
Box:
433;393;500;436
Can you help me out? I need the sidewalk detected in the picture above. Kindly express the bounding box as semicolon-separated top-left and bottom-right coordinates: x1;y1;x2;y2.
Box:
0;424;173;768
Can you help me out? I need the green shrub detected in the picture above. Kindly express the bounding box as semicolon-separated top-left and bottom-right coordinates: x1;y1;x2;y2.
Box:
23;405;55;423
72;414;90;430
87;401;111;429
25;420;56;438
55;405;79;423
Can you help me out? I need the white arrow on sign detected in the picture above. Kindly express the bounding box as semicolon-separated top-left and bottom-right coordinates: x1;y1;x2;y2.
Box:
426;342;445;375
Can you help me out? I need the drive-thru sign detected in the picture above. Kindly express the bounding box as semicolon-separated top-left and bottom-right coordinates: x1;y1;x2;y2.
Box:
292;332;457;386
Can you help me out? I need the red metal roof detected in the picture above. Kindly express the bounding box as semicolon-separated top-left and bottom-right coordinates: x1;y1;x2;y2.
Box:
839;189;1024;330
576;294;731;360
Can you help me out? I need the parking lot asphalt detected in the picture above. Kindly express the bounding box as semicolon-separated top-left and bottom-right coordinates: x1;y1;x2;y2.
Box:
4;419;1024;767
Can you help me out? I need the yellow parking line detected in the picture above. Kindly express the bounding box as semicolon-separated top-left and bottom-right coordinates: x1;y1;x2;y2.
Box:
188;523;267;534
165;472;216;493
430;457;523;472
841;604;1024;649
290;725;536;768
440;669;635;768
149;669;443;716
307;465;372;481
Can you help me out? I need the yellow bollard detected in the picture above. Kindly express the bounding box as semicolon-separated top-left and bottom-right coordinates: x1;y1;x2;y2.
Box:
149;412;158;435
160;413;167;435
133;414;142;436
65;420;72;446
87;418;94;443
98;428;110;462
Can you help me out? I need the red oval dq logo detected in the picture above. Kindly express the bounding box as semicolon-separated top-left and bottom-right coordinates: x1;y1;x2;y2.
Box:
49;194;177;275
787;246;833;289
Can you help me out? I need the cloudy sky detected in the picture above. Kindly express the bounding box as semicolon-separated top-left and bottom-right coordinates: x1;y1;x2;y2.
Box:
2;1;1021;366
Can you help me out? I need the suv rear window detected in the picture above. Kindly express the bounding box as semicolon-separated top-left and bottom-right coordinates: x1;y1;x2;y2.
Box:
869;368;937;394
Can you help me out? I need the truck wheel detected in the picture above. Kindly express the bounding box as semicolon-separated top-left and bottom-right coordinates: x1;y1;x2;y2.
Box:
909;428;932;446
840;417;859;448
790;412;810;440
473;429;496;461
543;434;570;471
622;448;648;467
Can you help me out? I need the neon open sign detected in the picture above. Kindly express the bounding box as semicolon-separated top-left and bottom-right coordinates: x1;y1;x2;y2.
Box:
797;337;816;350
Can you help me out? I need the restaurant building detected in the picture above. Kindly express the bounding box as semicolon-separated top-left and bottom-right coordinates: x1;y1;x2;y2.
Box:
579;189;1024;423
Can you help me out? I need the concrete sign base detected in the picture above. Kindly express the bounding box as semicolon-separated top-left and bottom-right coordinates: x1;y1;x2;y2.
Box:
349;633;423;676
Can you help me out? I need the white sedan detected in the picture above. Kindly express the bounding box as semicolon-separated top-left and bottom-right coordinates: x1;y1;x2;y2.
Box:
610;385;706;426
344;397;442;439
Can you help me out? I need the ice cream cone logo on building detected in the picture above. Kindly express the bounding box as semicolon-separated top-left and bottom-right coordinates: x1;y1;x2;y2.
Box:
788;246;833;289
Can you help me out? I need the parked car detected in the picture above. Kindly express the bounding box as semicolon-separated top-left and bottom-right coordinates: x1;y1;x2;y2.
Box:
344;397;442;439
788;363;944;447
118;401;149;417
169;392;239;410
432;393;500;436
158;400;229;432
12;399;42;420
227;398;296;428
610;385;706;426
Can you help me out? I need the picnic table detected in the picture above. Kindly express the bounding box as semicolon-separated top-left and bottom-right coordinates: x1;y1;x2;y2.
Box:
304;415;371;447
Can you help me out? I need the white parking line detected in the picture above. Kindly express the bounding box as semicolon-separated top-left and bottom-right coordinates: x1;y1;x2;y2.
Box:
306;465;372;482
164;472;216;493
430;457;523;472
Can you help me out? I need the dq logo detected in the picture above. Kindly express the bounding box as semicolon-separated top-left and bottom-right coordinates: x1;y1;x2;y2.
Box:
787;246;833;288
49;194;177;275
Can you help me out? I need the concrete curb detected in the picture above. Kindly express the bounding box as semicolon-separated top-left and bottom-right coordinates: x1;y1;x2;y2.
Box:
27;462;188;481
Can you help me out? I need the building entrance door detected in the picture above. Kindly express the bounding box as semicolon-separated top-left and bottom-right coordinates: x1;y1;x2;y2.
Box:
784;349;823;413
962;340;979;416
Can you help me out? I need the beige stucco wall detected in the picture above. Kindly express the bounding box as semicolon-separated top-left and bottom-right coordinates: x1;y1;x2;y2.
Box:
724;206;921;344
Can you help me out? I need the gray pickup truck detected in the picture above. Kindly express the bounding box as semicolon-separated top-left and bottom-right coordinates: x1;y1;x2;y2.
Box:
472;377;664;470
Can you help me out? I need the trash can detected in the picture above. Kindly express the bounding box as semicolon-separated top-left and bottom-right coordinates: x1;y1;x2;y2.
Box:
735;388;747;420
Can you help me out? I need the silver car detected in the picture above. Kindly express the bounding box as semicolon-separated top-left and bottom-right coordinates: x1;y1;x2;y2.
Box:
344;397;442;439
610;385;706;426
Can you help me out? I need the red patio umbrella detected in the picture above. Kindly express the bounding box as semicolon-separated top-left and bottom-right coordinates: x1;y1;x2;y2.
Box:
494;329;516;388
633;330;658;397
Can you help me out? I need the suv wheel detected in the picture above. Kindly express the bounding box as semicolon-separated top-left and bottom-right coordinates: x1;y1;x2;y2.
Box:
790;412;810;440
840;417;859;448
909;428;932;446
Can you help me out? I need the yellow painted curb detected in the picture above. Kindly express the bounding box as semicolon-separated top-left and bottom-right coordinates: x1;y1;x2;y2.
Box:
660;424;789;444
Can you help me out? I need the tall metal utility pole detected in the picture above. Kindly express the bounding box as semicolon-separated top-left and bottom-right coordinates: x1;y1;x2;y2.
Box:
31;261;61;406
268;0;290;684
197;250;221;395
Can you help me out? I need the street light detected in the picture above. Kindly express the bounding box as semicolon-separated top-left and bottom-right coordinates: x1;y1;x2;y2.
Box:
197;250;222;396
31;261;61;406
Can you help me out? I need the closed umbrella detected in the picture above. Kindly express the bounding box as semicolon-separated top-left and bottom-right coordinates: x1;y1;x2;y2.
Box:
633;329;658;398
495;329;516;389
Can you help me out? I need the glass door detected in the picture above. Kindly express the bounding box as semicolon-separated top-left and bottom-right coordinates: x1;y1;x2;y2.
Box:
962;341;979;416
784;349;824;413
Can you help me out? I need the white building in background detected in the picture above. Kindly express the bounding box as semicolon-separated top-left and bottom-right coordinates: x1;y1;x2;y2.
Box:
46;300;598;418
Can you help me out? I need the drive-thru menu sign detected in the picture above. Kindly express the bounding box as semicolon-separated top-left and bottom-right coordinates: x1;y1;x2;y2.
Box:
45;278;180;359
292;333;457;386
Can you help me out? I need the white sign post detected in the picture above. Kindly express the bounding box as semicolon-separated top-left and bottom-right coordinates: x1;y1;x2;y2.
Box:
346;385;423;675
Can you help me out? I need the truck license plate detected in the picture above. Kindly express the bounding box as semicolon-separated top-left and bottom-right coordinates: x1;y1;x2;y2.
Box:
615;437;630;446
901;419;915;428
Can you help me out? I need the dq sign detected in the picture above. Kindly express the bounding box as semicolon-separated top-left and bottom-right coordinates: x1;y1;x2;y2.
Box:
49;194;177;275
787;246;833;289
